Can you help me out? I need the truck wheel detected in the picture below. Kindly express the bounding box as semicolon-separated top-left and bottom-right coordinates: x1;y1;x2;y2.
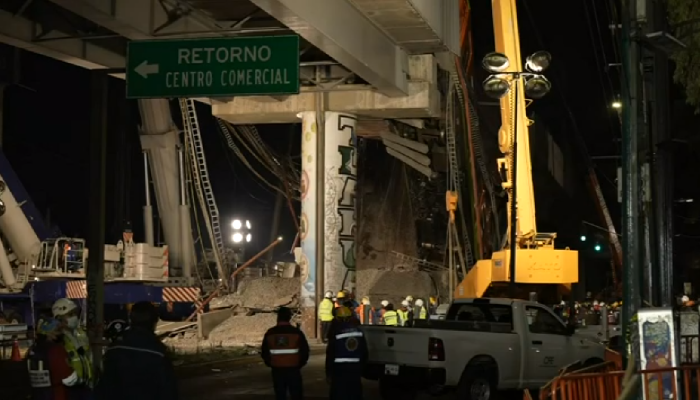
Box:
379;377;417;400
457;369;497;400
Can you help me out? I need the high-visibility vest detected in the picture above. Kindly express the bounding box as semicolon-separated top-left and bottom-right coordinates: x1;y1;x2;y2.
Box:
397;310;409;326
333;324;364;364
356;304;374;324
383;310;399;326
319;299;334;322
414;306;427;320
63;329;93;387
267;325;302;368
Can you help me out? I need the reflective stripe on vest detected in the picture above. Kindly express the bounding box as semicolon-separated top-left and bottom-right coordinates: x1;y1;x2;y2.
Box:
336;331;363;339
383;311;398;326
267;332;301;368
335;357;361;363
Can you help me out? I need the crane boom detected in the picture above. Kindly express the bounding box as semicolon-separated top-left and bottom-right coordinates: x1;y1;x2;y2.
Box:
454;0;578;302
493;0;537;242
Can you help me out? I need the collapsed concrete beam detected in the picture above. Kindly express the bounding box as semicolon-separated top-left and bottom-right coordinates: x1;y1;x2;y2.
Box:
250;0;409;97
213;55;438;123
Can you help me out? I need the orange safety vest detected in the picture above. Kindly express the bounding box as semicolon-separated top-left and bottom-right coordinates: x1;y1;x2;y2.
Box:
356;304;375;324
266;323;302;368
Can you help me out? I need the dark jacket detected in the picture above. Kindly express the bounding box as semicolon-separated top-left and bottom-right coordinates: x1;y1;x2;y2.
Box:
94;327;178;400
261;322;310;368
325;317;368;377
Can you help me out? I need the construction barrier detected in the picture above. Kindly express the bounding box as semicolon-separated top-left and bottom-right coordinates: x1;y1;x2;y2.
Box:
535;364;700;400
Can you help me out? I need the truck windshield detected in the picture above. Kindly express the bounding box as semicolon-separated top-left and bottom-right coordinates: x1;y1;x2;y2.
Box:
446;303;513;328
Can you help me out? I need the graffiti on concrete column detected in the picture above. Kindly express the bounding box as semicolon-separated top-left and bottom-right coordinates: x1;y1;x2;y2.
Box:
336;115;357;272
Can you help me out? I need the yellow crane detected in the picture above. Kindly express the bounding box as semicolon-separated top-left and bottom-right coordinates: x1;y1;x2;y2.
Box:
454;0;578;302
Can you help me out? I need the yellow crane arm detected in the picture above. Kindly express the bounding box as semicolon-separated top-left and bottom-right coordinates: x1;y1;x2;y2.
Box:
493;0;537;243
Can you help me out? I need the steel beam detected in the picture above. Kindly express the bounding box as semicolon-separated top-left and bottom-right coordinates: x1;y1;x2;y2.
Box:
47;0;224;39
250;0;409;97
0;9;124;69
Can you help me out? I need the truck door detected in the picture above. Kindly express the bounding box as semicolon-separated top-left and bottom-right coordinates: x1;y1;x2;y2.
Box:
523;305;572;384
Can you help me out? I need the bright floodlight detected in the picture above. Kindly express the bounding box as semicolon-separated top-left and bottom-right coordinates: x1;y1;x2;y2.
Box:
277;236;283;241
482;52;510;73
232;219;242;230
483;75;511;99
232;233;243;243
525;51;552;73
246;220;251;229
612;101;622;109
580;235;586;242
246;233;252;243
524;75;552;99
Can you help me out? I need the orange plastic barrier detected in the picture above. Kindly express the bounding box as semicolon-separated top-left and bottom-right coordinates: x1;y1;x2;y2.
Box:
544;365;700;400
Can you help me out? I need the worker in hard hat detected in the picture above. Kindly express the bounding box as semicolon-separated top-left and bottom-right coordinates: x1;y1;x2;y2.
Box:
319;291;335;343
325;305;367;399
51;298;94;392
378;300;389;324
428;297;439;316
261;307;310;400
382;303;399;326
398;300;412;326
355;296;375;325
405;295;414;305
413;299;428;322
332;290;346;318
26;316;78;400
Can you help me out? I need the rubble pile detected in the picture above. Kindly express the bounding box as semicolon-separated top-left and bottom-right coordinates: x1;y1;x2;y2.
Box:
210;277;300;311
207;312;303;346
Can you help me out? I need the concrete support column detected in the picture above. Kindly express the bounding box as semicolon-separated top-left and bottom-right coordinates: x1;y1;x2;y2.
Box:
299;111;357;337
323;112;358;294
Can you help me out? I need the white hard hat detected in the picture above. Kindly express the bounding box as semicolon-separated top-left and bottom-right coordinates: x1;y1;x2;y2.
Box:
401;300;410;307
380;300;389;307
415;299;424;307
52;298;78;317
405;296;414;302
325;290;333;299
682;295;690;303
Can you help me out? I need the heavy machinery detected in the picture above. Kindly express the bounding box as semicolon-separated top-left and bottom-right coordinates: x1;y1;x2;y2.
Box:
0;98;225;324
454;0;578;301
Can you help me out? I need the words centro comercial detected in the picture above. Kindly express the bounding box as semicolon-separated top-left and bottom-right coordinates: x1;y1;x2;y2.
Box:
164;45;293;89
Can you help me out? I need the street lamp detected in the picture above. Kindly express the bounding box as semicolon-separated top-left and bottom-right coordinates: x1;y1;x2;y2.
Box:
481;51;552;296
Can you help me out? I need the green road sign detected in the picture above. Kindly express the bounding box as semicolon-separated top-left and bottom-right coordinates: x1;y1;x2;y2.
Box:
126;35;300;99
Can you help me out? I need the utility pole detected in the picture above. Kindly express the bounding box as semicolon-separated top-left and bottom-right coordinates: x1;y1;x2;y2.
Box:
620;0;642;359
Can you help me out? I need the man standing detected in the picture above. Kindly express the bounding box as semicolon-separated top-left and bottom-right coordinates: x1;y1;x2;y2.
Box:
95;301;178;400
51;298;93;398
355;297;375;325
319;291;335;343
261;307;310;400
325;306;368;400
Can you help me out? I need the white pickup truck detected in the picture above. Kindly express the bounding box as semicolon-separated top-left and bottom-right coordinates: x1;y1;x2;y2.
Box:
361;298;607;400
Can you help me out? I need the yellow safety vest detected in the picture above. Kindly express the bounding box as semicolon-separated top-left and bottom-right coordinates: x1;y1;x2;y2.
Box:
63;329;93;386
416;306;427;320
397;310;409;326
383;310;399;326
319;298;335;322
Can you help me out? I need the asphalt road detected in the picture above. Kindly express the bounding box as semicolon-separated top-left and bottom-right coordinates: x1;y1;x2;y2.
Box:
179;355;525;400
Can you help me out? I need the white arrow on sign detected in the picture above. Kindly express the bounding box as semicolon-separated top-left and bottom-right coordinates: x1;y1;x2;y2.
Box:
134;60;160;78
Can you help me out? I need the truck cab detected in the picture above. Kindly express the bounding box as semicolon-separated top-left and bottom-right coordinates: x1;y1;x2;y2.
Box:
362;298;606;400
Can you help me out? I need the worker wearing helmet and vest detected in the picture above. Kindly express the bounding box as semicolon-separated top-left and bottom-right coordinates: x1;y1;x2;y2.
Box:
326;306;368;400
355;296;375;325
332;290;346;317
261;307;310;400
378;300;389;324
319;291;335;343
413;299;428;321
428;297;439;316
398;300;412;326
26;316;77;400
51;298;93;395
382;303;399;326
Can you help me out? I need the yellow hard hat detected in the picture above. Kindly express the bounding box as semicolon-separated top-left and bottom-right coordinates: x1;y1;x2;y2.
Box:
336;291;346;299
336;306;352;318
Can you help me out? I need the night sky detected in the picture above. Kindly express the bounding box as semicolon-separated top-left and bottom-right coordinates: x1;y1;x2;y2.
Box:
0;0;660;269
